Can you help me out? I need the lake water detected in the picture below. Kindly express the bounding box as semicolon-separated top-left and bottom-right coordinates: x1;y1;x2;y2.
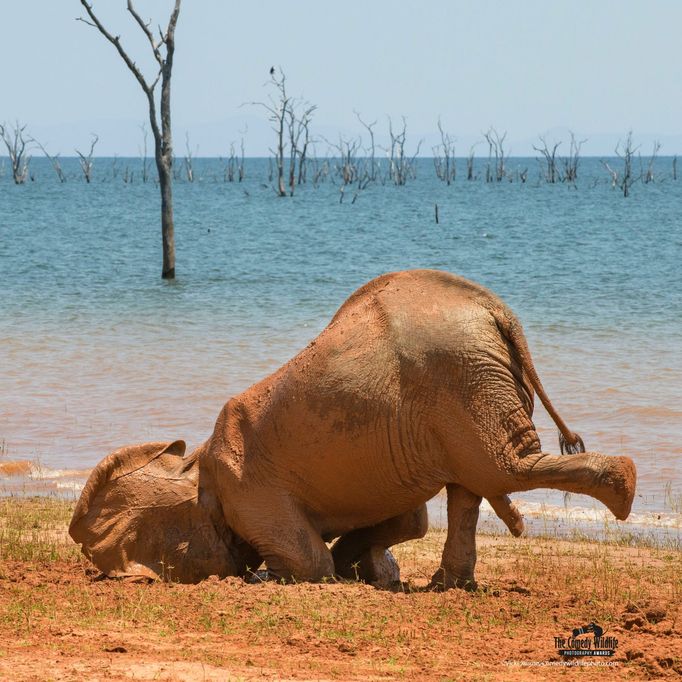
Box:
1;156;680;541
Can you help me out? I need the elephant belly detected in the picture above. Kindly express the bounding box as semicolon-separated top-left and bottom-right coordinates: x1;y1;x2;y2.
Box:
282;439;445;536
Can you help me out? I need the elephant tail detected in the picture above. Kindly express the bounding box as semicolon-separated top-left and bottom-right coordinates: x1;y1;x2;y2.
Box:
491;306;586;455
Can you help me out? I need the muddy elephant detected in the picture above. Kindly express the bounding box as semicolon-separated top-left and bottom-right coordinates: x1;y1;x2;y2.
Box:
70;269;636;589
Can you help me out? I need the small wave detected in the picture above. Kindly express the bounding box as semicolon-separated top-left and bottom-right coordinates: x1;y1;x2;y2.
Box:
0;460;33;477
56;481;86;493
615;405;682;419
480;498;681;530
28;466;92;481
0;460;91;482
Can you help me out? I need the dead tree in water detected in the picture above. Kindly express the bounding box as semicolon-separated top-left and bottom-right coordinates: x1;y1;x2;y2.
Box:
139;123;149;183
287;102;316;193
223;131;246;183
602;131;639;197
295;112;313;185
75;134;99;183
433;118;456;184
355;111;377;181
252;69;316;195
0;122;31;184
484;127;506;182
286;108;297;193
79;0;182;279
642;140;661;184
324;135;360;186
32;138;67;183
225;142;237;182
183;132;195;182
251;68;290;196
310;155;330;187
466;144;477;180
601;160;619;188
533;136;560;183
386;116;421;186
616;131;638;197
561;131;586;183
238;134;245;182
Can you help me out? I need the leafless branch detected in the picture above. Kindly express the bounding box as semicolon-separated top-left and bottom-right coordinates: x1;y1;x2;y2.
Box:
75;133;99;183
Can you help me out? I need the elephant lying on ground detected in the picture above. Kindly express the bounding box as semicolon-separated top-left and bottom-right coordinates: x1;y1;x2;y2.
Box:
70;269;636;589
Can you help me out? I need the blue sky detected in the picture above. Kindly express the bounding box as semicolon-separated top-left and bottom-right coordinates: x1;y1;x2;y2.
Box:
2;1;681;156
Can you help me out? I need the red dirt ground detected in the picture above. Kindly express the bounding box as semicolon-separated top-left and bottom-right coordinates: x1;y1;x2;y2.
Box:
1;530;680;681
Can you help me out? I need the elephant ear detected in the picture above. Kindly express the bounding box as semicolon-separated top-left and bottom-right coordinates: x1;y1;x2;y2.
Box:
70;440;187;528
69;441;239;582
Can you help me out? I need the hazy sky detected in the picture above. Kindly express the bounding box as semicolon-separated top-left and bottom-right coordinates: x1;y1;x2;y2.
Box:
2;1;682;156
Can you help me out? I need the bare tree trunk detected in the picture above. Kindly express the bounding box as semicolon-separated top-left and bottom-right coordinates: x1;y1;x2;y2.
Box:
0;121;31;184
184;132;194;183
386;116;420;186
139;122;149;183
433;119;455;184
355;111;377;182
297;113;313;185
643;140;661;183
276;102;287;197
601;132;640;197
159;163;175;277
254;69;289;197
484;128;506;182
32;138;67;183
225;142;236;182
76;134;99;183
616;131;638;198
466;144;476;180
533;135;560;183
238;134;245;182
79;0;181;279
601;160;619;188
561;132;586;183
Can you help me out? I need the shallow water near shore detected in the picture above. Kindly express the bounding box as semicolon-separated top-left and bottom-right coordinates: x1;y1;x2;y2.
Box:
1;157;680;539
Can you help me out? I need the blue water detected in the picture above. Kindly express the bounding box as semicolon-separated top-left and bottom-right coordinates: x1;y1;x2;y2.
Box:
1;157;680;527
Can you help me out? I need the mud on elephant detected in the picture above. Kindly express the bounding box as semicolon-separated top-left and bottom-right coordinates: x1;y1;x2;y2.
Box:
70;269;636;589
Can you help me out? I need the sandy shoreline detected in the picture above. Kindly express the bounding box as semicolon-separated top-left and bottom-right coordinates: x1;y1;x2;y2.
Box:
0;498;680;680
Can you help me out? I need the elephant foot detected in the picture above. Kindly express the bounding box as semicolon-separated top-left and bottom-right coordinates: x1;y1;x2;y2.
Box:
598;456;637;521
335;545;401;589
429;567;477;592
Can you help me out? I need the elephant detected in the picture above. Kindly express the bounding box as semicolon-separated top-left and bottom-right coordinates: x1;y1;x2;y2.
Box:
70;269;636;589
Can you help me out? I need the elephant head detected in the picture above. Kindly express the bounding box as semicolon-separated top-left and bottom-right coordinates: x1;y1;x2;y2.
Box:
69;440;252;582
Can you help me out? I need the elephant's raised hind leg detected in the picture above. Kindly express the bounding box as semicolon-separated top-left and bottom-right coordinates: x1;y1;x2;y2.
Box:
510;451;636;520
332;505;428;587
429;484;481;591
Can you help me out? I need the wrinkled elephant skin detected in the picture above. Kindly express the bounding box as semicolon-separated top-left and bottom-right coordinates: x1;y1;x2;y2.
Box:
71;270;636;588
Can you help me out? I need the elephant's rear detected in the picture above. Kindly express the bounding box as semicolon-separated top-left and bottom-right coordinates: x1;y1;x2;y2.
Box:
320;269;564;495
331;269;584;456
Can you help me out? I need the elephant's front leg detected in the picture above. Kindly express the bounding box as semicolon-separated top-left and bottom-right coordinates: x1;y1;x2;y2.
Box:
332;505;428;588
430;484;481;591
228;493;335;583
